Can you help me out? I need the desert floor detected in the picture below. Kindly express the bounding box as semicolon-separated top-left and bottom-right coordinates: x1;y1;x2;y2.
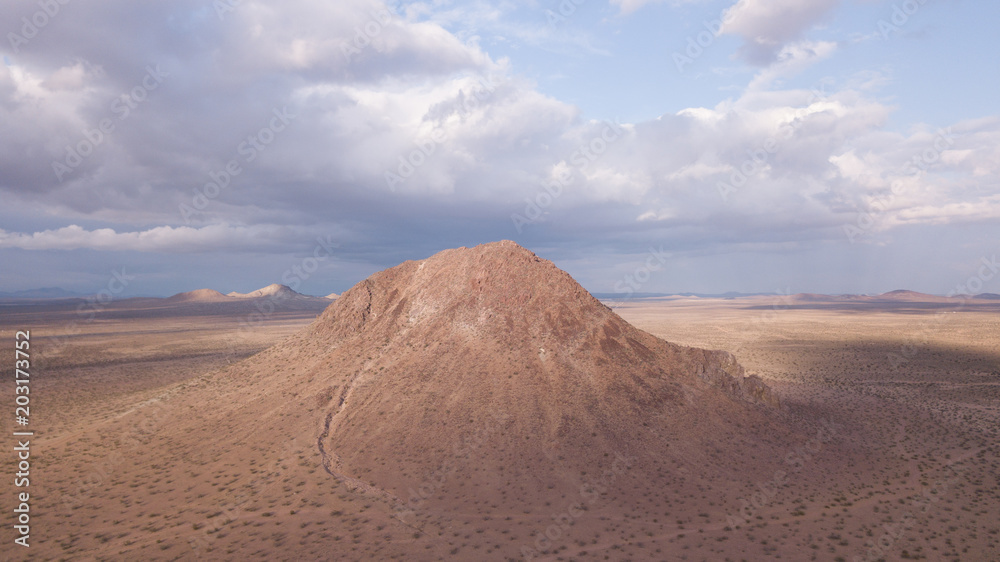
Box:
2;295;998;561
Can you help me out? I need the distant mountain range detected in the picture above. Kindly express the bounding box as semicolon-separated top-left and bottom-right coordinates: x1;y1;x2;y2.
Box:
786;290;997;304
592;291;778;299
593;289;999;301
0;284;335;301
0;287;88;299
0;283;336;319
2;286;996;302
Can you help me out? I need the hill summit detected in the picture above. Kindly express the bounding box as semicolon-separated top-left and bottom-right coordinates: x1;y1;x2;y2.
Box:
311;240;776;404
309;240;775;406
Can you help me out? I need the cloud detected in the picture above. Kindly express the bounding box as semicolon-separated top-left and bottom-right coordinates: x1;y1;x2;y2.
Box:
0;0;507;213
220;1;491;82
2;0;999;296
609;0;665;15
5;48;997;256
720;0;840;64
823;117;1000;234
746;40;837;90
0;224;307;252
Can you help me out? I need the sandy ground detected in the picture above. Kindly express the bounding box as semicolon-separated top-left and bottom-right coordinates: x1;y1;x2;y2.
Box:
1;294;998;561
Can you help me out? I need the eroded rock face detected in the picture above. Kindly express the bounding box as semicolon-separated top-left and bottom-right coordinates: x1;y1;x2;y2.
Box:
694;349;781;408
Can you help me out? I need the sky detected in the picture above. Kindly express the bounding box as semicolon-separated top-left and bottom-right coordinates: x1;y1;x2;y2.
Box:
1;0;998;298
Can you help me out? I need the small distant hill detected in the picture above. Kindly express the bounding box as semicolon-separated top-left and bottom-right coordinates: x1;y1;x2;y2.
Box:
227;283;308;299
324;292;339;300
878;289;939;300
165;288;229;302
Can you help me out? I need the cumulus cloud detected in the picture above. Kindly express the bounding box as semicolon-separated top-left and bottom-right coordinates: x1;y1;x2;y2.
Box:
4;39;996;255
720;0;840;64
746;40;837;90
609;0;665;15
1;0;998;296
0;224;306;252
823;117;1000;234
